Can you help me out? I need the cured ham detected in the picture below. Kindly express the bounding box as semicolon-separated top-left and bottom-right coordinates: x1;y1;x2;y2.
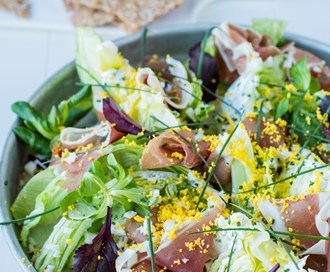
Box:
140;129;210;169
131;260;163;272
259;193;330;253
60;121;113;150
154;208;220;272
212;23;280;84
136;61;194;110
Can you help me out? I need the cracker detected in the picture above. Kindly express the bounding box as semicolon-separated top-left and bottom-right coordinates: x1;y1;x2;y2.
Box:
70;4;115;27
110;0;185;32
0;0;30;18
64;0;186;32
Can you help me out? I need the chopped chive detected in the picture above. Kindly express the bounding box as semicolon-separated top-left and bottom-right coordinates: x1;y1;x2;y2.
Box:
256;99;264;143
0;206;60;225
146;216;156;272
196;122;240;209
231;203;299;269
226;233;237;272
140;28;148;67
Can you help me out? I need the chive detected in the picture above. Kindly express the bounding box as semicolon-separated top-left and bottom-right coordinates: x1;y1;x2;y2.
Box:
146;216;156;272
77;82;174;98
295;153;311;175
197;27;217;79
256;99;264;143
196;122;240;209
226;233;237;272
274;230;330;241
288;125;330;144
230;203;299;269
299;104;330;152
189;227;260;235
280;238;305;251
289;89;309;149
0;206;60;225
140;28;148;67
137;121;219;139
241;162;330;193
147;66;242;116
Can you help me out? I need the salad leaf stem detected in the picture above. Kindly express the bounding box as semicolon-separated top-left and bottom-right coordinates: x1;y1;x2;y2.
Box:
0;206;59;225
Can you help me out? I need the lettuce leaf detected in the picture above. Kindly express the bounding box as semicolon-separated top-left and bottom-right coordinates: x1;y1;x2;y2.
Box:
72;207;118;272
11;167;57;219
252;19;286;46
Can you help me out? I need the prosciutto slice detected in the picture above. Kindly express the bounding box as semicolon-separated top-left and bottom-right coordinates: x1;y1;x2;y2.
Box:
131;260;163;272
154;208;220;272
212;23;280;84
60;121;113;150
259;193;330;253
140;129;210;169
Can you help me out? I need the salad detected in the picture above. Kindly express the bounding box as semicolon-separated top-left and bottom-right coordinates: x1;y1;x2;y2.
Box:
5;19;330;272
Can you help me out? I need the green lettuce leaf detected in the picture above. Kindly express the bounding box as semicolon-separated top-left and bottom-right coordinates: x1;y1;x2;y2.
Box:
11;167;57;219
252;19;286;46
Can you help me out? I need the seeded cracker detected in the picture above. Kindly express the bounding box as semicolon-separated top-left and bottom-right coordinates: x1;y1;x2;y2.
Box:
0;0;30;18
64;0;186;32
108;0;185;32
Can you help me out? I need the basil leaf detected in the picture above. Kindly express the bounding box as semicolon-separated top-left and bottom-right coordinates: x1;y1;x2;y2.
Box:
72;207;118;272
290;56;311;90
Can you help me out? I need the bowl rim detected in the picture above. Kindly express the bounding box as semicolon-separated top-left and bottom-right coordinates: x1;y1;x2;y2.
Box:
1;22;330;271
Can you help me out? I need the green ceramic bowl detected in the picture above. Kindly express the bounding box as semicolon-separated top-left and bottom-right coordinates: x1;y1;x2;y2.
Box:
1;24;330;271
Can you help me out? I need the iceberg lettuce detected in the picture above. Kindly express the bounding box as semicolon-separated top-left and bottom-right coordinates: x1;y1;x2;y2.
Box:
211;212;308;272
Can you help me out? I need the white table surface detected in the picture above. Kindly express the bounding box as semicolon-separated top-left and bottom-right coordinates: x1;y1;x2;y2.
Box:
1;0;330;270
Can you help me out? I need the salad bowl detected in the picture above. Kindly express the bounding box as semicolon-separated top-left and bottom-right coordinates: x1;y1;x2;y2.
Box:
1;23;330;271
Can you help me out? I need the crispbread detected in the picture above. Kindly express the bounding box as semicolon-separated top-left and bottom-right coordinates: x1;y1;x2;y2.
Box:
70;4;115;26
107;0;185;32
64;0;186;32
0;0;30;18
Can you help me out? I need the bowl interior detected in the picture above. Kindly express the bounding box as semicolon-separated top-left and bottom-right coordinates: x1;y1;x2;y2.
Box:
1;23;330;271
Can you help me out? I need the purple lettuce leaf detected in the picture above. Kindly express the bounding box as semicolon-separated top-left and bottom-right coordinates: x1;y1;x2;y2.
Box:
320;96;330;139
103;97;143;134
189;42;219;102
72;207;118;272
